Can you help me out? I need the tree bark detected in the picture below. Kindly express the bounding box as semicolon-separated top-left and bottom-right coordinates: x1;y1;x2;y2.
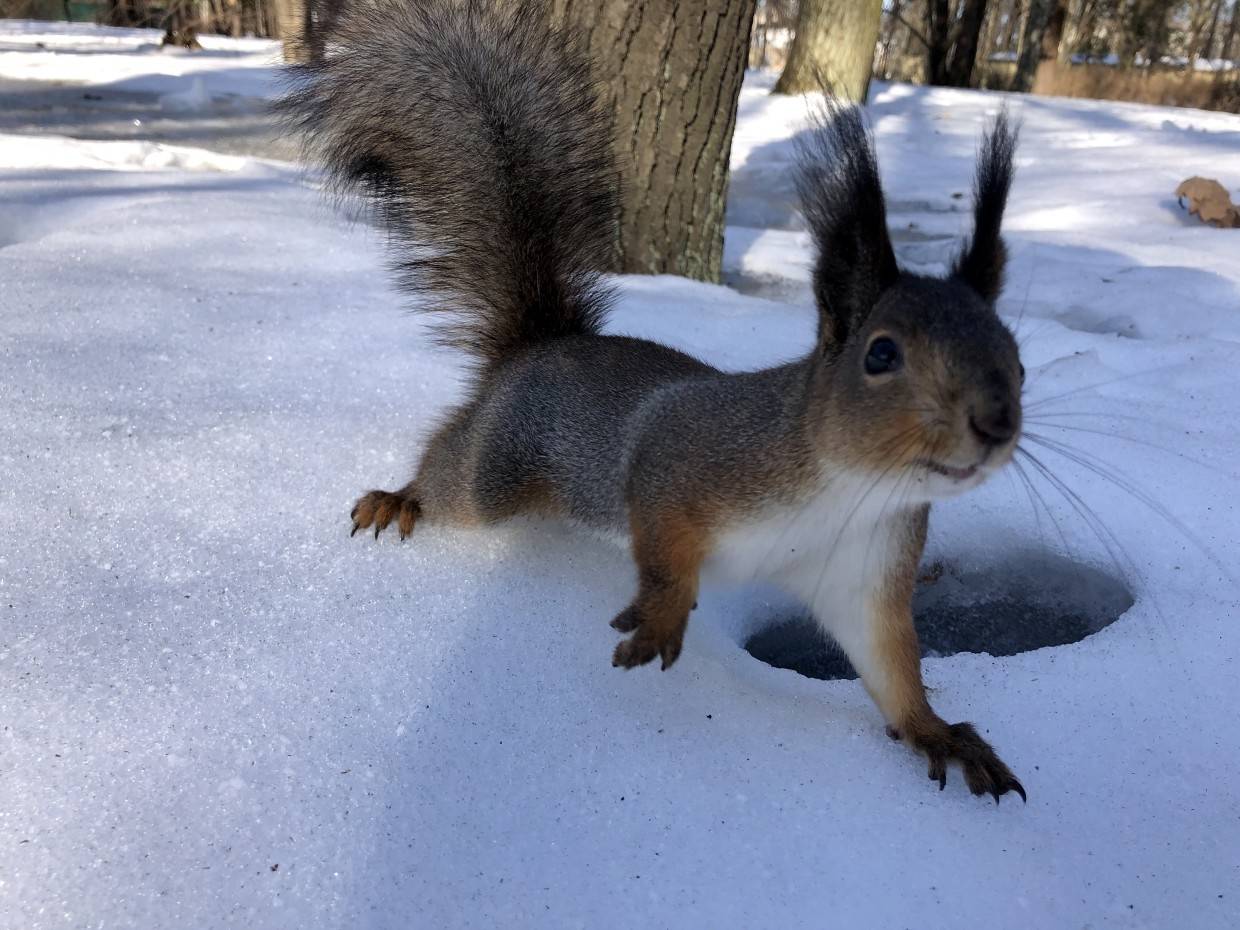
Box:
876;0;905;78
161;0;203;50
946;0;990;87
978;2;1002;61
271;0;307;62
1000;0;1025;52
922;0;991;86
1041;0;1068;59
1139;2;1173;66
550;0;756;283
1223;2;1239;61
773;0;883;99
1012;0;1053;90
1056;0;1089;62
1117;0;1173;67
1199;0;1225;61
926;0;952;83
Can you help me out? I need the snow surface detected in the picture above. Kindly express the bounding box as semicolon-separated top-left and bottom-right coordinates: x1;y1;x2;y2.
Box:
0;20;279;101
3;23;1240;930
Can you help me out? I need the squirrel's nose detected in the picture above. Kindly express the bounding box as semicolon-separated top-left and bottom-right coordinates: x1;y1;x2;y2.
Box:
969;402;1016;447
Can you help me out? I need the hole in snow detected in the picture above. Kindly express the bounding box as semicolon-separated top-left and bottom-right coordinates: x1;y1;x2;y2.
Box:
743;550;1134;681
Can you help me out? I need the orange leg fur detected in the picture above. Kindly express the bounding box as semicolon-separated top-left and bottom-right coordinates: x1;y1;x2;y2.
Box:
611;514;705;671
819;511;1025;802
849;584;1025;803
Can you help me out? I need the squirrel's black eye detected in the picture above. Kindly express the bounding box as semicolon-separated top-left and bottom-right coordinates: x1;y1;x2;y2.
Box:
1019;363;1026;384
864;337;902;376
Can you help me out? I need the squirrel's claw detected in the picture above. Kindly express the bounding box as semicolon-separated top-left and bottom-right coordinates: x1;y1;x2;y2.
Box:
1006;778;1027;804
609;606;642;633
349;489;421;542
909;721;1025;804
611;629;686;671
659;638;682;670
610;600;687;671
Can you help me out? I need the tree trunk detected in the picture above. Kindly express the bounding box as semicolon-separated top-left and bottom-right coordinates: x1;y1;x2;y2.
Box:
1041;0;1068;59
1200;0;1224;61
550;0;756;283
1012;0;1053;90
998;0;1024;53
161;0;202;49
271;0;307;62
946;0;990;86
1057;0;1089;62
1140;3;1172;67
876;0;904;79
1223;2;1239;61
1118;0;1173;67
300;0;346;62
926;0;952;83
978;2;1002;61
1116;5;1141;65
774;0;883;99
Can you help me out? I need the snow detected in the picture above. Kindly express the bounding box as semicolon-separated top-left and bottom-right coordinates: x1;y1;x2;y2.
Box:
3;23;1240;930
0;20;280;100
0;132;275;172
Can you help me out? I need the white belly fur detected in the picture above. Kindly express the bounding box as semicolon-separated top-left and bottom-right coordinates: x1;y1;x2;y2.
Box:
585;470;924;647
706;471;917;638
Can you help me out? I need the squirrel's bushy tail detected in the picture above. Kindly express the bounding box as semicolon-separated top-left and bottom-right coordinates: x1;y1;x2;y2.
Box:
280;0;618;365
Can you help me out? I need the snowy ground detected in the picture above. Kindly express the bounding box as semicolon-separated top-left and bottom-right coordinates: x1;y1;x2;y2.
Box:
0;20;278;97
2;22;1240;930
0;21;286;159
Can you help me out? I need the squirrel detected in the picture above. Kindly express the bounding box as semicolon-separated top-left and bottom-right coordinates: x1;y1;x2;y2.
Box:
283;0;1026;803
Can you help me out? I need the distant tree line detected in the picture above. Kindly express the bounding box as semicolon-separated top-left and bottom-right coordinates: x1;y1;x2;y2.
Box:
58;0;1233;286
876;0;1239;90
86;0;284;45
72;0;1240;98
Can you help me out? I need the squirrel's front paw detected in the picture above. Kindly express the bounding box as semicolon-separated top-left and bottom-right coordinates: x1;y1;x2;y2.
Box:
909;721;1026;803
350;489;420;540
611;609;685;671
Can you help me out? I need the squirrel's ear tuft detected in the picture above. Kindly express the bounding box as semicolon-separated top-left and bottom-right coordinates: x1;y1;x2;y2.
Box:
795;101;899;352
954;109;1018;305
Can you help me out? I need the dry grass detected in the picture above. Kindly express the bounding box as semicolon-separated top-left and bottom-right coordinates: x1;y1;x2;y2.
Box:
985;59;1239;113
883;53;1239;114
1031;61;1238;112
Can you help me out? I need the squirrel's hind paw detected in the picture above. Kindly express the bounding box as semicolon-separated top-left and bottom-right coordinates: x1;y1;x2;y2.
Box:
350;489;420;541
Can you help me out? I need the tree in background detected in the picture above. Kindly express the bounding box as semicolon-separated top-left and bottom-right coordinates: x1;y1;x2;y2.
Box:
549;0;757;283
1188;0;1228;64
925;0;991;85
272;0;306;60
749;0;798;69
100;0;278;40
160;0;203;48
877;0;1237;108
1115;0;1175;64
773;0;883;99
1224;1;1240;61
1012;0;1055;89
876;0;996;88
1056;0;1091;63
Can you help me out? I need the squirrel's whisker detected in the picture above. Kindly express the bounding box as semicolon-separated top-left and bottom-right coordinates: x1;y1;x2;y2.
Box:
1014;446;1140;591
1021;433;1233;584
1024;362;1201;412
1022;421;1222;474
